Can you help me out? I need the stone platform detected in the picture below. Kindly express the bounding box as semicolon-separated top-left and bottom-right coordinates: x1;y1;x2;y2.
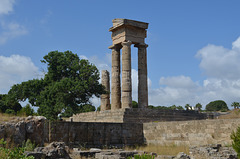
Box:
69;108;207;123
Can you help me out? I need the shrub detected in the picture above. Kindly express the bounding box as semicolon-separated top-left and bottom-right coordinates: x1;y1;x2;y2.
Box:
97;106;101;111
231;127;240;157
132;101;138;108
206;100;229;111
22;139;36;151
0;138;34;159
17;104;35;116
5;109;15;115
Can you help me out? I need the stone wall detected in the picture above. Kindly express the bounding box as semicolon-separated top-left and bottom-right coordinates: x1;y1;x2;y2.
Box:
143;119;240;146
70;108;207;123
0;116;46;146
1;116;240;148
0;117;143;148
70;109;125;123
45;121;143;147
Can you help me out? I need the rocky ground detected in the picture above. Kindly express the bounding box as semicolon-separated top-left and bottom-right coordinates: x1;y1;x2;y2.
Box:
24;142;237;159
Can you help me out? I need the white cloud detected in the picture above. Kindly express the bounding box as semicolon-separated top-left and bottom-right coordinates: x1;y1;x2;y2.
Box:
0;0;28;44
0;55;39;94
201;78;240;105
148;36;240;108
196;37;240;80
159;76;198;89
90;95;101;108
0;22;28;45
79;55;88;60
0;0;15;15
148;75;201;107
80;53;111;73
232;37;240;51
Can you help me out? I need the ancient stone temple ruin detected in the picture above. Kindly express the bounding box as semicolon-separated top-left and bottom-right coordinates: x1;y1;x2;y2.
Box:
103;18;149;110
71;18;206;123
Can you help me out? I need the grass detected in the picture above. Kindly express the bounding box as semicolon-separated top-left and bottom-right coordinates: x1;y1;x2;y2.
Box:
0;113;27;124
0;113;17;123
125;144;189;156
218;109;240;119
0;139;35;159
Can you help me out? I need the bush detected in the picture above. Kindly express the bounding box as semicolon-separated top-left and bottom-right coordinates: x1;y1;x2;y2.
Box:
132;101;138;108
97;106;101;111
22;139;36;151
231;127;240;158
5;109;15;115
0;138;34;159
205;100;229;111
18;104;35;116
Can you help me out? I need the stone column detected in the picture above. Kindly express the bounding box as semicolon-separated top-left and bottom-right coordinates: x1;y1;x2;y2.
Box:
135;43;148;108
121;40;132;109
109;44;121;110
101;70;110;111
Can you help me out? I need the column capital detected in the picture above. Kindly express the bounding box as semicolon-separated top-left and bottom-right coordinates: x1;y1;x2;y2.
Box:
134;43;148;48
121;40;132;47
108;44;121;50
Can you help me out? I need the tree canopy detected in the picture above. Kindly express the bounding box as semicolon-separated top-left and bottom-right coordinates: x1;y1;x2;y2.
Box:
132;101;138;108
185;104;191;110
205;100;229;111
7;51;105;120
231;102;240;109
0;94;22;114
195;103;202;111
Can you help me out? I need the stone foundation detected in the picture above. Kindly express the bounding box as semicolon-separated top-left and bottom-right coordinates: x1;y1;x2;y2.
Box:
69;108;207;123
1;116;240;149
143;119;240;146
45;121;143;148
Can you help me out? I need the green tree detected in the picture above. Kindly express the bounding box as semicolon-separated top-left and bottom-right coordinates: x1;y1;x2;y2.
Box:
169;105;177;110
205;100;229;112
231;102;240;109
148;105;154;109
97;106;101;111
185;104;191;110
195;103;202;111
0;94;21;114
7;51;105;120
18;104;35;116
0;99;7;113
132;101;138;108
177;106;184;110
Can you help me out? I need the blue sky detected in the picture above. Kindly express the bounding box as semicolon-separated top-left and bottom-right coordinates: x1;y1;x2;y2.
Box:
1;0;240;108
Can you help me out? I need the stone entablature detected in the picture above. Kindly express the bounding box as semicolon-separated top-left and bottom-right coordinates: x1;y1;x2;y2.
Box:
109;19;148;45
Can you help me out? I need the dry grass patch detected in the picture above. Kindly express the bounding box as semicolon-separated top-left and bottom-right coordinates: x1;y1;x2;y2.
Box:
0;113;26;123
125;144;189;156
218;109;240;119
0;113;15;123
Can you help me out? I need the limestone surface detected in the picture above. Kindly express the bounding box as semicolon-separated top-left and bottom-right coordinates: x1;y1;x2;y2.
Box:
0;116;46;146
101;70;110;111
